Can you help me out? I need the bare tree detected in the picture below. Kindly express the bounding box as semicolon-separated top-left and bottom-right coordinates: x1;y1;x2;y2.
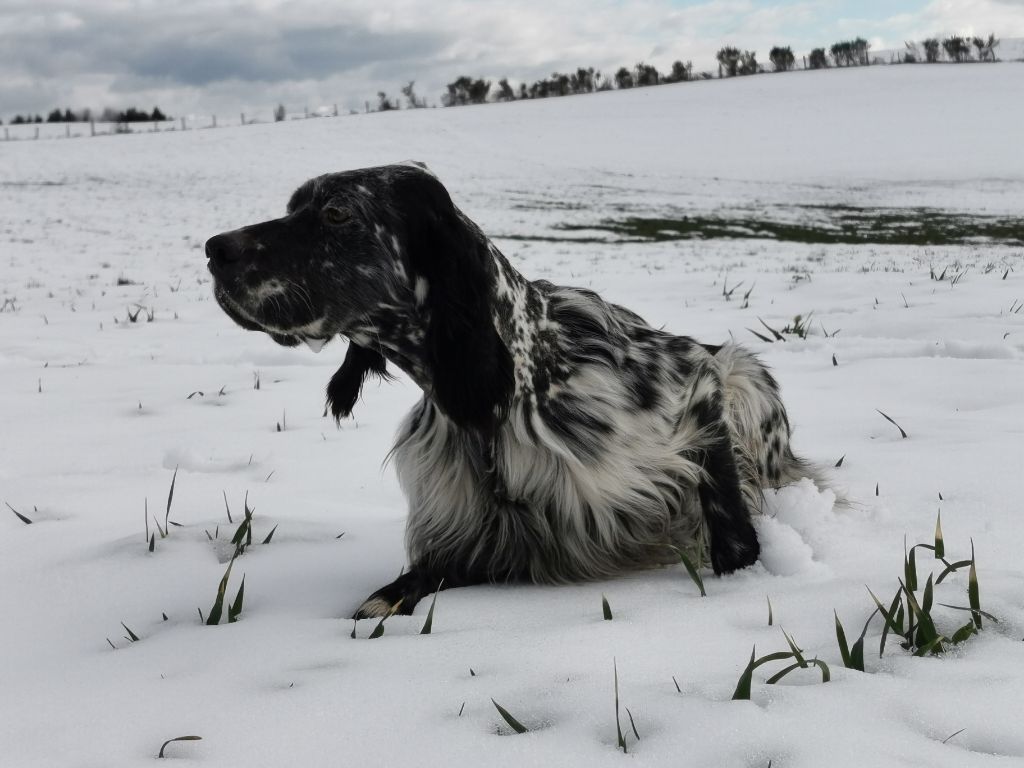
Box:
665;60;693;83
716;46;740;77
495;78;516;101
942;35;971;63
769;46;795;72
614;66;634;89
401;81;426;108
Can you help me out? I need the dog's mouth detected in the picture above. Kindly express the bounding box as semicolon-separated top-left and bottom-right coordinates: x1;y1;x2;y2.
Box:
212;282;333;352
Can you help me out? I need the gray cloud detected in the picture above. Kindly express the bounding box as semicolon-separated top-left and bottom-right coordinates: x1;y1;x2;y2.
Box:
1;8;451;87
1;1;1022;121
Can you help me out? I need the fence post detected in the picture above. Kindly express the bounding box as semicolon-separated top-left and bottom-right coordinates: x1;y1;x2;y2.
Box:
240;112;245;125
90;120;95;136
304;106;309;118
212;114;217;128
181;116;186;130
333;104;338;116
35;126;39;140
4;127;8;141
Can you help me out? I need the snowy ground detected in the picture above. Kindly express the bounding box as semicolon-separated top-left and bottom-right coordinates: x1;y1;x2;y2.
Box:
2;63;1023;767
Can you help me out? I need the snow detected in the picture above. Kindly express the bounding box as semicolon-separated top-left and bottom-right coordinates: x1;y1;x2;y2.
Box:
2;63;1024;767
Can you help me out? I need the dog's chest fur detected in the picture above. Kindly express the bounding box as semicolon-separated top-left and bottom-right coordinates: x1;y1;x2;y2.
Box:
392;245;711;583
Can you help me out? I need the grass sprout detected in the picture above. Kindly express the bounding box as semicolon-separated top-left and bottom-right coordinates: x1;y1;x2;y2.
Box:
420;581;444;634
491;699;529;734
5;501;32;524
732;631;830;700
867;515;990;657
876;409;908;438
158;736;202;758
672;546;707;596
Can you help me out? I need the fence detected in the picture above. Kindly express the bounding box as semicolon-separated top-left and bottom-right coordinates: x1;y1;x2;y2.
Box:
1;105;350;142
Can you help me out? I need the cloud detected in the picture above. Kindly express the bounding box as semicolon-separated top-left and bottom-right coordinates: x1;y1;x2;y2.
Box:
0;0;1021;120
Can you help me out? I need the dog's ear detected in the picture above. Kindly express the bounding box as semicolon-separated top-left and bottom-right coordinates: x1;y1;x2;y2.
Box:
325;342;391;421
396;170;514;433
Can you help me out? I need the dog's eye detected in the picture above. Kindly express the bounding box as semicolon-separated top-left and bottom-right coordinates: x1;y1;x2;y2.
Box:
323;207;351;226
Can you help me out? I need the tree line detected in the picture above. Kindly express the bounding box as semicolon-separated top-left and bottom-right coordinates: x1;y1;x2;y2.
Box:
382;32;1003;109
4;106;168;126
3;32;1005;125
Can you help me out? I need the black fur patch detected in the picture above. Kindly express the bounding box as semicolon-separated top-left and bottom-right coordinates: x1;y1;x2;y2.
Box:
326;343;391;421
393;172;514;434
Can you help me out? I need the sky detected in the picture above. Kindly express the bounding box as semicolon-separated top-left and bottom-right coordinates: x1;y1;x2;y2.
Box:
1;0;1022;121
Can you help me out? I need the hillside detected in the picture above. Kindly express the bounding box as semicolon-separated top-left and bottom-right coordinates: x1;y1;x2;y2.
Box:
2;62;1023;767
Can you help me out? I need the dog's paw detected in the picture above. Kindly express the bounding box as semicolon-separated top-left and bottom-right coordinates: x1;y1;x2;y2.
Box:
710;523;761;575
353;596;404;620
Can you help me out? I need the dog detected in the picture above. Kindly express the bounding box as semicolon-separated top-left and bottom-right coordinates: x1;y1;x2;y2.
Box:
205;162;813;619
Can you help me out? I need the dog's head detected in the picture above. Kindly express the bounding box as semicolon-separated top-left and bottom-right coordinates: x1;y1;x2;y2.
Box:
206;162;513;431
205;164;424;348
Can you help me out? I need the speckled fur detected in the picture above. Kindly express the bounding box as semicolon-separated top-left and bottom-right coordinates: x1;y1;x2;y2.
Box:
204;163;815;619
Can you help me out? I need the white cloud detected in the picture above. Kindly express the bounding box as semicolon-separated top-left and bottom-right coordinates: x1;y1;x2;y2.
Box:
0;0;1020;120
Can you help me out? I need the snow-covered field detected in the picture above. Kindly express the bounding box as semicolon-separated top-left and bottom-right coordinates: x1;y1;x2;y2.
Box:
2;63;1023;767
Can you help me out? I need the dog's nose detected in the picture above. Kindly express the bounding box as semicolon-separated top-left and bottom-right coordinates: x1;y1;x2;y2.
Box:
205;232;243;264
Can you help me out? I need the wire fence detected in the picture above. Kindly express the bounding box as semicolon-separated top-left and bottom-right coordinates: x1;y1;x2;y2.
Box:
0;105;357;142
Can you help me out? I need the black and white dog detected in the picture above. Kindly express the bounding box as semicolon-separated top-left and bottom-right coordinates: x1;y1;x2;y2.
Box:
206;162;812;619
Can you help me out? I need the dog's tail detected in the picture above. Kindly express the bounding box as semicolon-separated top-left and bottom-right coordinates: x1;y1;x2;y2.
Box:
711;343;829;494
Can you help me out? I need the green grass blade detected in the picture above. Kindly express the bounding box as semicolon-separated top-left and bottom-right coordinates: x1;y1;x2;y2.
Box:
765;661;802;685
261;524;278;545
614;658;625;751
230;517;250;547
813;659;831;683
420;581;444;634
905;540;918;592
913;635;946;656
876;409;908;438
164;466;178;534
834;611;851;668
625;707;640;740
767;596;773;626
121;622;140;642
765;658;830;685
781;629;807;668
602;594;613;620
900;578;939;649
672;546;706;597
968;540;982;630
732;646;756;701
368;616;386;639
936;559;972;584
922;573;935;615
5;501;32;524
206;558;235;626
850;608;876;672
868;586;903;658
950;620;976;644
228;574;245;623
934;511;944;559
158;735;202;759
850;636;865;672
491;699;529;734
935;603;998;622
